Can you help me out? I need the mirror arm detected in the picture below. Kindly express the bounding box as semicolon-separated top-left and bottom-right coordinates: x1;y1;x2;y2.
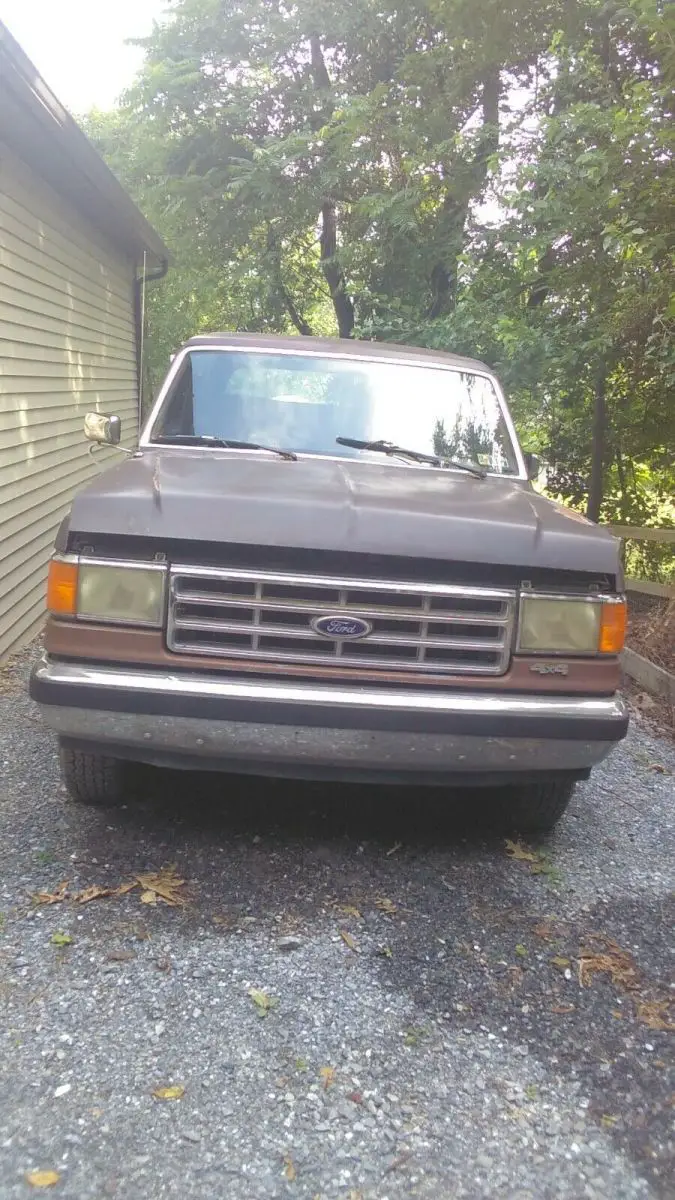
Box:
88;443;135;458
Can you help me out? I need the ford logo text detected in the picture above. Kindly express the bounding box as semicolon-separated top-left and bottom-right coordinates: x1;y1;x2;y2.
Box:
312;615;373;640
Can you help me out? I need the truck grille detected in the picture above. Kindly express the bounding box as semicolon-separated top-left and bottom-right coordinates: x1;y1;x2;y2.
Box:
167;566;515;676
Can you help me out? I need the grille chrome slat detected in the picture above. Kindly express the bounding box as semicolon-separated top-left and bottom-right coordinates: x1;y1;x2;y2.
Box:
168;565;516;676
173;590;509;625
172;614;504;652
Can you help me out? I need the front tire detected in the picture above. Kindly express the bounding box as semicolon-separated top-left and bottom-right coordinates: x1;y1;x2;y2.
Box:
501;777;576;834
59;745;127;806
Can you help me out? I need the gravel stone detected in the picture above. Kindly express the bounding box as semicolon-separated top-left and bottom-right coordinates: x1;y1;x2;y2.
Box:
0;646;673;1199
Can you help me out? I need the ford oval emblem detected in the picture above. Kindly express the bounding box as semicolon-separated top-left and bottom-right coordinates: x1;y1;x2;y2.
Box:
312;614;373;640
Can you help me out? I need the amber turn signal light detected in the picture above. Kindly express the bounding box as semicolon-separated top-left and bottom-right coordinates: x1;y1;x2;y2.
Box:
47;559;78;616
599;599;627;654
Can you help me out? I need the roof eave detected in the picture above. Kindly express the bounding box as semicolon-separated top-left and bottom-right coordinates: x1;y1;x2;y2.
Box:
0;19;169;268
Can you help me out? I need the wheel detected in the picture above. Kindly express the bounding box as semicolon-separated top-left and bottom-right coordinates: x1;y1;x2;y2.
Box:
59;745;127;806
501;777;576;834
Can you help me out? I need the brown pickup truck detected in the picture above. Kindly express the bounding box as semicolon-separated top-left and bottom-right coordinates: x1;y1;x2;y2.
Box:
30;334;628;831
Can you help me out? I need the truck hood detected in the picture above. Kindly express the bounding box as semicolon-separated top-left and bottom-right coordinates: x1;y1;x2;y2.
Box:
70;450;620;576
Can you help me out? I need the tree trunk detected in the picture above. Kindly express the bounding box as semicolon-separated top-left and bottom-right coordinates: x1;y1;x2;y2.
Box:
586;374;606;522
320;201;354;339
309;36;354;337
428;66;500;317
279;285;313;336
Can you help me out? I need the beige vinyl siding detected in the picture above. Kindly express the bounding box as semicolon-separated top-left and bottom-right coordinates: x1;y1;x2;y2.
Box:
0;140;139;662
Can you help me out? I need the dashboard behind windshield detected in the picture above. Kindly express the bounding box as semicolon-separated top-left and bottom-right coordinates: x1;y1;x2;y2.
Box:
150;349;521;475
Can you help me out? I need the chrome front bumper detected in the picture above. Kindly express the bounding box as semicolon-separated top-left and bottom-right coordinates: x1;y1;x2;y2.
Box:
30;657;629;785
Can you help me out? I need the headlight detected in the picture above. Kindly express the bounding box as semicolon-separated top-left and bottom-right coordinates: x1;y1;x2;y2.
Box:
78;563;165;626
47;557;166;627
519;595;626;654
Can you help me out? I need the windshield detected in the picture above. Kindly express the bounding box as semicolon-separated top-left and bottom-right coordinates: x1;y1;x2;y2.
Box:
150;349;520;475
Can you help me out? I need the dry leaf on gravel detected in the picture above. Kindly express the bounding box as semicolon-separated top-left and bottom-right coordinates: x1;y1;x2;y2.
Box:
635;1000;675;1031
375;897;397;915
550;955;571;971
25;1171;60;1189
505;839;539;862
319;1066;335;1090
578;937;639;989
247;987;278;1016
74;885;116;904
33;882;69;906
601;1114;619;1128
135;866;187;907
282;1154;297;1182
533;923;553;940
152;1085;185;1101
550;1004;575;1014
339;905;362;920
339;929;360;953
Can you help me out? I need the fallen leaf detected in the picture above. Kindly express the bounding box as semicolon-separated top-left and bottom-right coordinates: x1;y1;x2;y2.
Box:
533;923;553;940
152;1085;185;1101
339;905;362;920
348;1091;363;1105
612;1009;624;1019
25;1171;60;1189
551;1004;575;1014
375;897;397;915
135;865;187;907
403;1026;427;1047
116;881;138;895
294;1058;308;1072
319;1066;335;1090
339;929;360;953
550;956;571;971
601;1114;619;1127
578;937;638;990
525;1084;537;1101
140;890;158;906
33;882;69;906
515;943;528;958
505;839;538;863
377;945;393;959
50;932;72;946
647;762;668;774
247;987;278;1016
635;1000;675;1031
74;885;115;904
283;1154;296;1182
386;842;403;856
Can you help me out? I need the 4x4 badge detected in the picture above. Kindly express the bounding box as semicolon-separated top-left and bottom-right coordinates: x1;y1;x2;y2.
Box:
530;662;569;675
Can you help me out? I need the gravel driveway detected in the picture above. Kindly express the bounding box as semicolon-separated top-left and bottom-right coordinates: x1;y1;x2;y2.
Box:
1;649;673;1200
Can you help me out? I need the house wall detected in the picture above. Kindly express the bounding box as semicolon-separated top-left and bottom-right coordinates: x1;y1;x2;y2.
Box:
0;140;139;662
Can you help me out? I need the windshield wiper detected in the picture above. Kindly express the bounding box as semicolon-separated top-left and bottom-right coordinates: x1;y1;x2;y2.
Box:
336;437;486;478
155;434;297;461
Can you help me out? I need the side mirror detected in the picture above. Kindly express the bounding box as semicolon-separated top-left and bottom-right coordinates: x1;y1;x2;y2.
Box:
84;412;121;446
524;451;540;481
